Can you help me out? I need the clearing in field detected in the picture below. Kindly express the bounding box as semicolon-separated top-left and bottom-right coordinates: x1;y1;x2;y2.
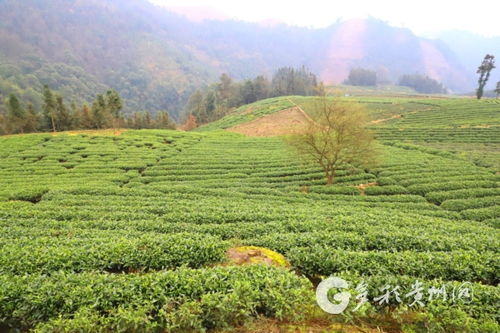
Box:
227;106;311;136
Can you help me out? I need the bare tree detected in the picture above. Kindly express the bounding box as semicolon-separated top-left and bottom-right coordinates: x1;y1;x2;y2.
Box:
495;81;500;99
287;98;377;185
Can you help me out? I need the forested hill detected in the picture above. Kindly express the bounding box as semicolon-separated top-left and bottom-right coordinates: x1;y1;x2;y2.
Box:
0;0;486;118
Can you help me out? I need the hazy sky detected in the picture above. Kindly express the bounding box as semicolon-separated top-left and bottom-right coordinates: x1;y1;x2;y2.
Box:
150;0;499;36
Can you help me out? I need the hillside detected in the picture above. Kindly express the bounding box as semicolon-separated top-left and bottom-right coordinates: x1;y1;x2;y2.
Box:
0;95;499;331
433;30;500;91
198;95;500;170
0;0;489;119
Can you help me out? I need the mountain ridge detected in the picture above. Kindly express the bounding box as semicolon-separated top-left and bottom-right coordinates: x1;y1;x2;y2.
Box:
0;0;494;118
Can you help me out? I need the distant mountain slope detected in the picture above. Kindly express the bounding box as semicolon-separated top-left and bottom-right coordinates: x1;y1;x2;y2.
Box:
0;0;220;119
0;0;488;118
432;30;500;90
317;19;470;91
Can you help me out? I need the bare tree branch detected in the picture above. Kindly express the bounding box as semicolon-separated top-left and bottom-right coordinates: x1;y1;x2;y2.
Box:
287;97;378;185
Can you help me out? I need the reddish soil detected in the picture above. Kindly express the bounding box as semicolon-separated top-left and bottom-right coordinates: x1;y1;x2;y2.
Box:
227;107;312;137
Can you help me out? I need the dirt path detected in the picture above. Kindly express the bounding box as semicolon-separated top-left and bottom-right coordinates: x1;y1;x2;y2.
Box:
286;98;317;124
371;114;402;124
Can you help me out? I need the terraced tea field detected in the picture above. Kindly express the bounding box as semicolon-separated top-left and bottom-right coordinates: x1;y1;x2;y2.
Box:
0;96;499;332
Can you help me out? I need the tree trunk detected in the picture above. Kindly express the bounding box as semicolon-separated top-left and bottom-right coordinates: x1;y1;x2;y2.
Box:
326;168;335;185
51;114;56;132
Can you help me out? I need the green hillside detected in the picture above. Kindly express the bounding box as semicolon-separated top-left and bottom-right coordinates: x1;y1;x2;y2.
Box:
1;93;499;331
199;95;500;169
195;97;296;131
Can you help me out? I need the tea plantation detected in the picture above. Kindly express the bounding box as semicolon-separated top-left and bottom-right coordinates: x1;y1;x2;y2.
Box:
0;97;499;332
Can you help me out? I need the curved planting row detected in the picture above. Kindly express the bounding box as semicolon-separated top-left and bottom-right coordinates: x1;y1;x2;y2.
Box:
0;127;498;332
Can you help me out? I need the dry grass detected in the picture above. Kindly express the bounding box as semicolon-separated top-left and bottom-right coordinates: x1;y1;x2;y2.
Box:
227;107;311;137
356;182;377;195
225;246;290;267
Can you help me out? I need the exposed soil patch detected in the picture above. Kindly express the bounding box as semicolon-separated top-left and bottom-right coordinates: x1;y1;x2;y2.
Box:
356;182;377;195
227;107;312;137
242;106;255;115
371;114;402;124
226;246;290;267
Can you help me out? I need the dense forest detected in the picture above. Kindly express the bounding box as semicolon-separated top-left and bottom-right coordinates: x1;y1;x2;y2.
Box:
183;67;319;125
342;67;448;94
344;68;378;86
0;0;483;120
0;87;175;135
0;66;320;134
398;74;448;94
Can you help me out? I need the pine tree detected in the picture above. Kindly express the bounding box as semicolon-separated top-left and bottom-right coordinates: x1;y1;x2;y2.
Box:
132;112;142;129
217;73;233;101
240;80;256;105
106;89;123;132
271;66;318;96
185;91;207;124
106;89;123;117
253;75;270;101
91;94;107;129
0;113;7;135
6;93;26;133
155;111;175;129
24;103;39;133
476;54;495;100
55;95;72;131
80;104;93;129
144;111;152;129
69;102;80;129
42;85;57;132
205;91;216;119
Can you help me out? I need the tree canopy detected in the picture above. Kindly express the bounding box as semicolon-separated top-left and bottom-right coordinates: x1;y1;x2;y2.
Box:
183;67;320;128
344;68;377;86
476;54;495;100
0;87;175;135
398;74;447;94
287;97;378;185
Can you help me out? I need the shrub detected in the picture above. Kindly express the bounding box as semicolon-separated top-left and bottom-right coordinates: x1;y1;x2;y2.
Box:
309;185;360;195
440;196;499;211
461;206;500;221
0;265;313;330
